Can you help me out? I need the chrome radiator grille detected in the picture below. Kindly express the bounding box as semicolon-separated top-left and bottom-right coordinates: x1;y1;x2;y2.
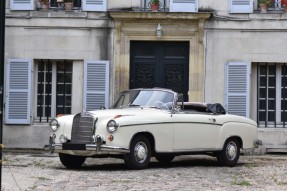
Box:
71;112;96;144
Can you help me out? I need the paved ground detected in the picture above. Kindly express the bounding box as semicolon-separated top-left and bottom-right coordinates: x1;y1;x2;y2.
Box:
2;151;287;191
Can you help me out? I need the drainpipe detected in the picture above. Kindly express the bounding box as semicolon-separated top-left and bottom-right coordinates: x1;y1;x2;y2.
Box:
0;0;5;188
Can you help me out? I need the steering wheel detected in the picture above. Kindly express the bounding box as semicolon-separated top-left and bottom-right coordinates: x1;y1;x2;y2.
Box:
153;101;169;110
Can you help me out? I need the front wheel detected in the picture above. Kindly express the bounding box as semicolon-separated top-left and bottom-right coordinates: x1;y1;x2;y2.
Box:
124;136;151;169
59;153;86;169
217;138;240;167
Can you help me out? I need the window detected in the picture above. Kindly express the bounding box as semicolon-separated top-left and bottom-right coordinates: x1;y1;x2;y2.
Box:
50;0;81;8
36;60;72;123
49;0;107;11
257;63;287;127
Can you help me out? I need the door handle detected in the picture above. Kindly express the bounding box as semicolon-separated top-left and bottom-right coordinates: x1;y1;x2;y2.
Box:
209;118;216;123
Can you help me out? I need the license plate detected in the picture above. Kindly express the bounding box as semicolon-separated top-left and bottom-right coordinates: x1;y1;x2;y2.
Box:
62;143;86;150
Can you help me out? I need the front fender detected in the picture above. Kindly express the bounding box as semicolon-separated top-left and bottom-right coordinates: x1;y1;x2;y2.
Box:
219;122;258;149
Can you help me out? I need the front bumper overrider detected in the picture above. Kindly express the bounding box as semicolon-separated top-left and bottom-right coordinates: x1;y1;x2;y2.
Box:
49;134;129;154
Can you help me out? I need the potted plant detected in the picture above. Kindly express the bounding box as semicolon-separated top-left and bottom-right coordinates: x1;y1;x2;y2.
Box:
40;0;49;11
282;0;287;13
258;0;272;13
64;0;74;11
149;0;160;12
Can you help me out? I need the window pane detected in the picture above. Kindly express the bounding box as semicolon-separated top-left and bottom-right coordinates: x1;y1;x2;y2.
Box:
282;65;287;75
281;100;287;110
268;111;275;121
281;112;287;122
46;84;51;94
37;84;43;94
282;77;287;87
268;76;275;87
260;65;267;75
268;100;275;110
45;106;51;117
259;100;266;110
260;77;267;86
37;107;43;117
281;89;287;97
260;88;266;98
268;88;275;98
269;65;276;75
37;95;43;105
259;111;266;121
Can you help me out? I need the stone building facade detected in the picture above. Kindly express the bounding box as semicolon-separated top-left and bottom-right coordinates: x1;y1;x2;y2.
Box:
3;0;287;151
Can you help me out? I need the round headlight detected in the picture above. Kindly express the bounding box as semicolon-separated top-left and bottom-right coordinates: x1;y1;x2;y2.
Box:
49;119;59;132
106;120;119;133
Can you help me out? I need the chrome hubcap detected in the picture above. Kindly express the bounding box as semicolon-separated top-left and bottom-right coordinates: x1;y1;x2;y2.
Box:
134;141;147;163
226;141;237;161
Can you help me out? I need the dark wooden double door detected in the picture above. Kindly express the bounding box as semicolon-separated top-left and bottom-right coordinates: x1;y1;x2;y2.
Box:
130;41;189;101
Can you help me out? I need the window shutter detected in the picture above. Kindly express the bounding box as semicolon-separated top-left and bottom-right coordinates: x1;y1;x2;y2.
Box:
5;59;32;124
82;0;107;11
228;0;253;13
84;60;109;111
170;0;198;12
10;0;34;10
225;62;251;118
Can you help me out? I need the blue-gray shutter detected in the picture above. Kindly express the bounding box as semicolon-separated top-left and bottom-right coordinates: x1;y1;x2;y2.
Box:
10;0;34;10
225;62;251;117
229;0;253;13
5;59;32;124
169;0;198;12
82;0;107;11
84;60;109;111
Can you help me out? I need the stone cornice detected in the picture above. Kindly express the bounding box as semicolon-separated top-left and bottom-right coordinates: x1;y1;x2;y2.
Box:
109;11;211;23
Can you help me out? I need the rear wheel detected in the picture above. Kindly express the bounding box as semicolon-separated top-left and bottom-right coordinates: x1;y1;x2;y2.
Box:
59;153;86;169
217;138;240;167
124;136;151;169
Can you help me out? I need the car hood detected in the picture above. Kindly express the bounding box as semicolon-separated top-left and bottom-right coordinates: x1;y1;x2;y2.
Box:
89;108;171;123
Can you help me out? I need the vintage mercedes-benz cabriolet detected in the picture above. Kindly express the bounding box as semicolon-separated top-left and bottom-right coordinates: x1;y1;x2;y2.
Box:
49;88;261;169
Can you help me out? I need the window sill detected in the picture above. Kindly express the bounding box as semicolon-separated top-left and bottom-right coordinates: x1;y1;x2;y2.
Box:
250;10;287;19
32;9;88;18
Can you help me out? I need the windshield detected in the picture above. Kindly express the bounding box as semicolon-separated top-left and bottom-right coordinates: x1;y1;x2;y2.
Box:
111;89;175;111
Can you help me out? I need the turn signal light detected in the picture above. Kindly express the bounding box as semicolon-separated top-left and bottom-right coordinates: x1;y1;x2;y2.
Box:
108;135;114;141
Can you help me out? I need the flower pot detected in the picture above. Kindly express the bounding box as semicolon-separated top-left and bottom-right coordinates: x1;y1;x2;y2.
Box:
259;3;267;13
284;5;287;13
64;2;73;11
150;3;159;12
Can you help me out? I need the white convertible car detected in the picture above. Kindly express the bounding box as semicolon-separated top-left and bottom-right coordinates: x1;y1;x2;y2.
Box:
49;88;261;169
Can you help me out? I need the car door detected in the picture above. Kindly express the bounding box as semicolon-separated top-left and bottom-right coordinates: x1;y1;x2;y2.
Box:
172;112;222;151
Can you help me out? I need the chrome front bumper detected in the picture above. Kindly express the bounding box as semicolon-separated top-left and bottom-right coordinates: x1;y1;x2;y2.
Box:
49;134;129;154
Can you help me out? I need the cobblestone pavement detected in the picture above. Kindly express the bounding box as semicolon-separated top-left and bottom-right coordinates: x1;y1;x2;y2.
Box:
2;151;287;191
